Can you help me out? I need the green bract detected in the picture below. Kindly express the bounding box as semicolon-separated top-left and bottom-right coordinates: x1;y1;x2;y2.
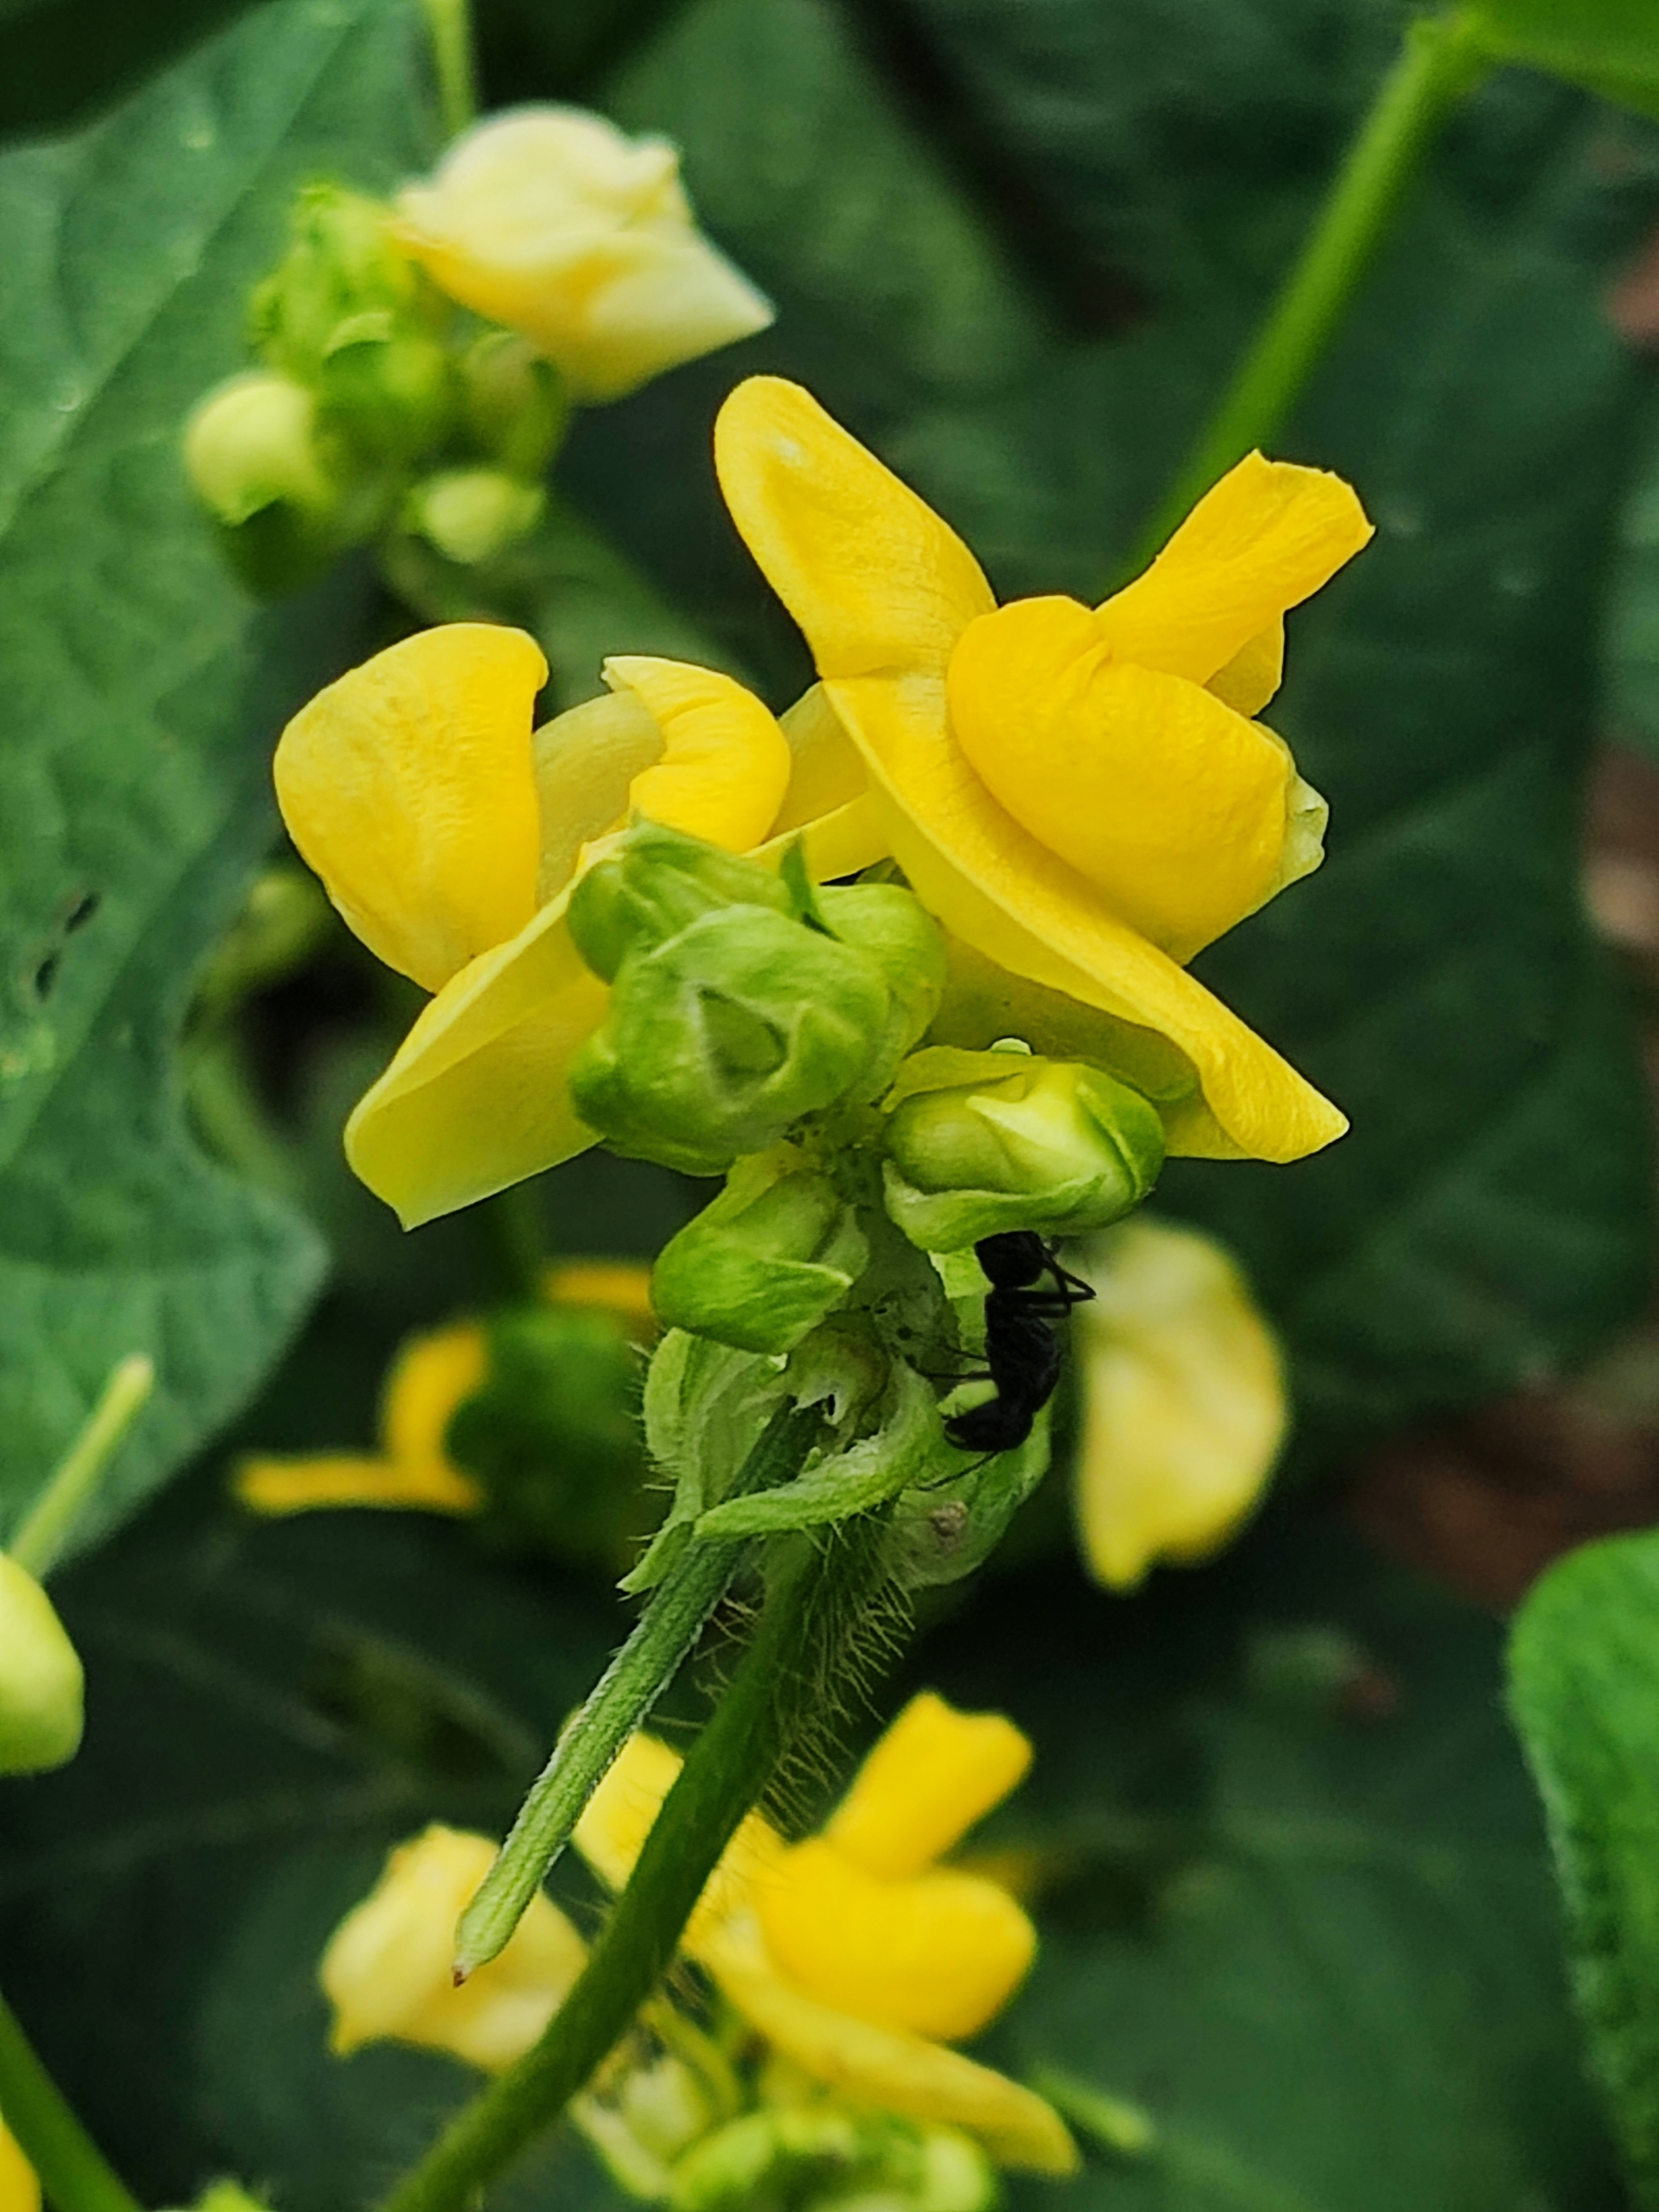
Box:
879;1047;1166;1250
651;1147;868;1355
814;881;949;1098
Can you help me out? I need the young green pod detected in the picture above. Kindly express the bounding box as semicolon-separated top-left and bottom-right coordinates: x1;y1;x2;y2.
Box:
0;1552;84;1773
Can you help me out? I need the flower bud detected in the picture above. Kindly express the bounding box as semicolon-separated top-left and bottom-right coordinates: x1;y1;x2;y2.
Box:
458;330;568;479
403;468;545;565
393;107;774;402
651;1147;867;1354
670;2108;863;2212
881;1048;1165;1250
0;1553;84;1773
182;372;345;594
814;882;947;1098
569;906;890;1172
568;824;791;986
315;316;455;466
445;1304;650;1572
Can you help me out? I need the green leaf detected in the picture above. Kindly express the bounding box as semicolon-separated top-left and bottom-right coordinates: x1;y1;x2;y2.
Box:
0;0;434;1553
1508;1524;1659;2208
1606;392;1659;761
1469;0;1659;123
557;0;1659;1452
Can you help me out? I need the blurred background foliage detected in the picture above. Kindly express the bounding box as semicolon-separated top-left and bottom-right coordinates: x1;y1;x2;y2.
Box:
5;0;1659;2205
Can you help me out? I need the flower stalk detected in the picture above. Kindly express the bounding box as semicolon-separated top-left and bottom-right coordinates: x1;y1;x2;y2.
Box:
422;0;478;141
380;1505;896;2212
0;1988;142;2212
9;1355;154;1580
1128;5;1488;566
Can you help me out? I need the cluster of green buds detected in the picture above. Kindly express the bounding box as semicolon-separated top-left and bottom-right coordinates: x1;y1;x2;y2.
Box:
632;2097;994;2212
184;183;562;594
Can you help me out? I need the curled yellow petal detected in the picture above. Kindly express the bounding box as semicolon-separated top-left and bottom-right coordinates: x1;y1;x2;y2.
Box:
714;376;995;680
823;671;1346;1164
233;1455;482;1517
702;1929;1078;2175
826;1692;1031;1879
1072;1217;1286;1590
948;598;1296;960
604;656;791;852
345;890;609;1227
755;1838;1035;2041
275;625;546;992
1207;618;1284;718
382;1321;490;1465
532;687;664;905
1097;449;1373;686
322;1825;586;2073
541;1258;657;1336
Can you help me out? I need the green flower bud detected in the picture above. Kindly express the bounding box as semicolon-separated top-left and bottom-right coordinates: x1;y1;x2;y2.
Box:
445;1306;649;1574
182;371;346;594
570;906;890;1171
403;468;545;565
671;2109;863;2212
316;314;455;465
568;824;791;986
652;1147;868;1355
0;1552;84;1773
459;331;569;479
881;1045;1165;1250
814;882;947;1098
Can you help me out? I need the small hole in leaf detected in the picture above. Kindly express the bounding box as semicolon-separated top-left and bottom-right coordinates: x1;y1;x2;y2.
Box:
64;892;100;932
32;950;61;1001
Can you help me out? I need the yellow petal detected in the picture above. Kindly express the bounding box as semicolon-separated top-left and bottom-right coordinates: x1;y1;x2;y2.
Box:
382;1321;490;1464
714;377;995;680
756;1838;1035;2041
321;1825;586;2074
773;683;869;831
541;1258;658;1336
826;1692;1031;1879
532;688;664;905
703;1929;1078;2174
1207;618;1284;718
344;889;609;1228
572;1733;786;1946
1097;451;1371;686
604;656;791;852
233;1454;482;1517
1072;1218;1286;1590
276;625;546;992
948;598;1294;961
823;671;1346;1164
0;2121;37;2212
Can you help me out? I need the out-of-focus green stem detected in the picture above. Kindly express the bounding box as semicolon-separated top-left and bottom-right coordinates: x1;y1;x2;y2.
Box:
9;1355;154;1578
1127;7;1489;568
0;1988;143;2212
423;0;478;141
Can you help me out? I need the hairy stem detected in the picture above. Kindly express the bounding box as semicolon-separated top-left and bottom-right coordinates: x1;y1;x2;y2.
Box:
1127;6;1488;568
454;1402;823;1978
380;1510;893;2212
0;1989;143;2212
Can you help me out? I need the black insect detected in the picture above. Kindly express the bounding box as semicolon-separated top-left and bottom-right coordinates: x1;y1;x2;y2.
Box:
942;1230;1094;1455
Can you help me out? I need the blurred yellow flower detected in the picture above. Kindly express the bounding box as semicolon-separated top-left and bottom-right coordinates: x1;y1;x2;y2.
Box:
394;107;773;402
322;1824;587;2071
1071;1217;1287;1590
276;624;883;1224
714;376;1369;1164
233;1257;653;1516
574;1694;1077;2175
0;2118;37;2212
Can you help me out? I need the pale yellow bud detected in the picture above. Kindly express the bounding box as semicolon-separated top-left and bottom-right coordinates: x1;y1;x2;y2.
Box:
403;468;545;566
0;1553;83;1774
320;1825;585;2072
183;372;337;528
1071;1218;1286;1591
393;107;773;402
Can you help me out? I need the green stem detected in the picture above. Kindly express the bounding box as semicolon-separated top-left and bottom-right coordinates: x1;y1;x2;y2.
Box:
9;1356;154;1580
454;1402;823;1978
0;1988;143;2212
422;0;478;141
477;1183;548;1304
380;1510;893;2212
1126;6;1489;568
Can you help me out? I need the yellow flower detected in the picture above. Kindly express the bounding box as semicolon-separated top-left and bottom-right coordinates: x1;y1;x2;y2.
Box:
233;1257;653;1515
574;1694;1078;2175
393;108;773;402
713;376;1369;1164
321;1824;588;2071
275;623;884;1224
1071;1217;1287;1591
0;2120;37;2212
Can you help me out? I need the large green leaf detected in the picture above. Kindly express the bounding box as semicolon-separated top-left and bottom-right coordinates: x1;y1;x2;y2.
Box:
1509;1524;1659;2209
0;0;433;1551
1469;0;1659;124
540;0;1659;1454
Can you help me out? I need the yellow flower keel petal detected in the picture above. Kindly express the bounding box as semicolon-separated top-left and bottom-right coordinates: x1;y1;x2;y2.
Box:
826;1692;1031;1879
604;656;792;852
